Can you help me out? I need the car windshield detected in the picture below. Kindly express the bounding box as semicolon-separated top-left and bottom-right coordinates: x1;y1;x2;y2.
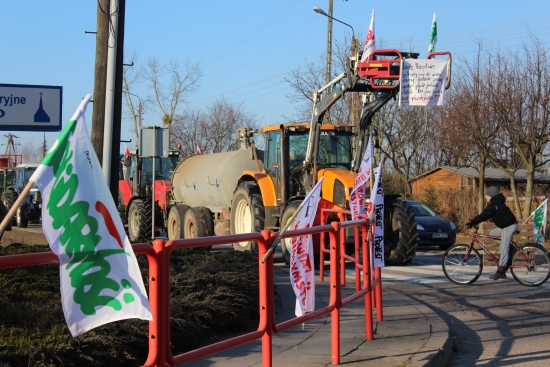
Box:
409;202;438;217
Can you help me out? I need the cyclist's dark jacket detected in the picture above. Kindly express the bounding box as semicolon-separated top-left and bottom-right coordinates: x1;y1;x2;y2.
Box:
468;193;517;228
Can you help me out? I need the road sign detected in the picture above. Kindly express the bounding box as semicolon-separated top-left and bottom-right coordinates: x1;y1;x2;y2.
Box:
140;126;169;158
0;83;62;132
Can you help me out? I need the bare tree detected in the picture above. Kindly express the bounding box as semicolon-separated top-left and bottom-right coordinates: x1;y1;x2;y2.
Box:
170;98;259;156
20;141;42;164
283;39;357;125
122;51;145;149
143;57;202;132
486;38;550;217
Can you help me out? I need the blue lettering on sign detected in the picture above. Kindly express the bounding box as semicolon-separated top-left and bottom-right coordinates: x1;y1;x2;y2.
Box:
0;110;4;118
0;95;26;107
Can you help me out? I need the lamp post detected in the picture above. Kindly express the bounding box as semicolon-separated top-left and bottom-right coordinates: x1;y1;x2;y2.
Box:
313;6;356;51
313;5;360;136
313;2;333;85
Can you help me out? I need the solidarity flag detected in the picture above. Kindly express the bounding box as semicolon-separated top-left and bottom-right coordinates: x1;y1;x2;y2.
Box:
369;162;385;268
350;137;372;220
290;177;324;317
532;198;548;245
30;94;152;336
428;12;437;54
360;9;375;62
196;145;202;155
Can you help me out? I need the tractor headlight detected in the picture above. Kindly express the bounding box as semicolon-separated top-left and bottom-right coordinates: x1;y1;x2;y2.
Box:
333;179;346;207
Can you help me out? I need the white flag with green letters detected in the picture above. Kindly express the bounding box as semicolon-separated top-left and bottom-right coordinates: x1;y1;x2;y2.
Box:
30;94;152;336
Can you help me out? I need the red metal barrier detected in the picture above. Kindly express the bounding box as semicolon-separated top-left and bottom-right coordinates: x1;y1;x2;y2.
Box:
0;218;384;367
0;244;161;367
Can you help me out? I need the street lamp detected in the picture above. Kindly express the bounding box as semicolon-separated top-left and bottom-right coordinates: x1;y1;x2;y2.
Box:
313;6;355;45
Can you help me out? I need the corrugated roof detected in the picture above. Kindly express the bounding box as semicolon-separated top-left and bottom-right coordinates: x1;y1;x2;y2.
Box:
409;166;550;183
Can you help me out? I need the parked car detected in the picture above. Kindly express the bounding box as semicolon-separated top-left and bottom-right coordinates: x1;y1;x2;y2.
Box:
402;200;456;250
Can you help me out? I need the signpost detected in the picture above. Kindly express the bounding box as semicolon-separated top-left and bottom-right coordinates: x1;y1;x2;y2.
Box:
0;84;62;131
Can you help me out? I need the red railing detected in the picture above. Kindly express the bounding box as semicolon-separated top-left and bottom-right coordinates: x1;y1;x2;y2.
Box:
0;218;384;367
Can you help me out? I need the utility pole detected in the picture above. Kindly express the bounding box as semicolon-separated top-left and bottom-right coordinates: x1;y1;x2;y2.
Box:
90;0;125;201
91;0;109;165
324;0;333;86
109;0;125;201
324;0;333;124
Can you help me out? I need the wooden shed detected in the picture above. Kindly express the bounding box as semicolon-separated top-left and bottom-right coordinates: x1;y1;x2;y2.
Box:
409;166;550;198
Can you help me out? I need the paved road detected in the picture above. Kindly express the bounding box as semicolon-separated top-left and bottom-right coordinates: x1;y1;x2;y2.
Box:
381;246;550;366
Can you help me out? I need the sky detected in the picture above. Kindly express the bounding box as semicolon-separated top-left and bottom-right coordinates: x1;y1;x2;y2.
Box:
1;0;549;157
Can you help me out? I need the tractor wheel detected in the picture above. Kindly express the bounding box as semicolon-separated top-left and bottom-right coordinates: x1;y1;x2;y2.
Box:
230;182;265;252
384;199;419;266
1;192;16;228
117;189;127;226
280;201;301;266
167;204;189;240
184;207;214;237
16;204;29;228
127;199;152;243
183;207;214;251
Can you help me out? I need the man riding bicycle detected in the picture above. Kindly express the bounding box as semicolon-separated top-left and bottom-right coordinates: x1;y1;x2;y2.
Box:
465;186;518;280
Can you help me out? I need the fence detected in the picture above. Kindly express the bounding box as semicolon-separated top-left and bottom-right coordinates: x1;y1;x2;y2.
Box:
0;215;383;367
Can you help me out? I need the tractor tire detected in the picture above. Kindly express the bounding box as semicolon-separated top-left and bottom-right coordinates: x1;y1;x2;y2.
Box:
1;192;15;228
280;200;301;266
167;204;189;240
16;204;29;228
127;199;152;243
183;207;214;238
118;189;127;226
183;207;214;251
384;199;419;266
230;182;265;252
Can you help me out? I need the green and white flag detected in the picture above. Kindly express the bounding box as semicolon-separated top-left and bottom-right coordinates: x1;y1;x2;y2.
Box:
428;12;437;54
532;198;548;245
30;94;152;336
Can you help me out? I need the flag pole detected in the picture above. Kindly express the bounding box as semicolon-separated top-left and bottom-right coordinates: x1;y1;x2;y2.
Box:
260;201;305;263
0;180;36;235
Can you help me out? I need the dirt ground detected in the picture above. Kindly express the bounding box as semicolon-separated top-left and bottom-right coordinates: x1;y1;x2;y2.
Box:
0;228;48;247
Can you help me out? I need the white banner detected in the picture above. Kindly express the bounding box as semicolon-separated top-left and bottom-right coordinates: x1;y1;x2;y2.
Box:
350;137;372;220
399;59;449;106
369;162;385;268
290;177;324;317
30;95;152;336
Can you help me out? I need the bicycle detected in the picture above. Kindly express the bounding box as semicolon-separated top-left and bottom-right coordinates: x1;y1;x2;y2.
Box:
442;225;550;287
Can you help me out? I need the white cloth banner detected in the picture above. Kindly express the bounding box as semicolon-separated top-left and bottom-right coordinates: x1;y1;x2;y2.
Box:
369;162;385;268
360;9;375;62
290;177;324;317
398;59;449;106
30;95;152;336
350;137;372;220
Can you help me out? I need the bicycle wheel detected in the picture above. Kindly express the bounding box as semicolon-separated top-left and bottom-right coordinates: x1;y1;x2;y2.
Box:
510;244;550;287
442;244;483;285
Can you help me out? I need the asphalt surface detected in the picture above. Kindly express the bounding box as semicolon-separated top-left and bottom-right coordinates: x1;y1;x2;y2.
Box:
182;263;452;367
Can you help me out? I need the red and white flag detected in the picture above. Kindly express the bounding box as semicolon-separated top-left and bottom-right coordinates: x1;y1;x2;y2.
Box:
30;95;152;336
350;137;372;220
360;9;375;62
290;177;324;317
369;162;385;268
124;145;131;158
196;145;202;155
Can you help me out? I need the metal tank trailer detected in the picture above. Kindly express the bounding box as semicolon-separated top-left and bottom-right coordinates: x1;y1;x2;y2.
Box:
166;128;264;243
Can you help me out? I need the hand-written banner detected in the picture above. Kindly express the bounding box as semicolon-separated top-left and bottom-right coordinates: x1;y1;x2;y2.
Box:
399;59;449;107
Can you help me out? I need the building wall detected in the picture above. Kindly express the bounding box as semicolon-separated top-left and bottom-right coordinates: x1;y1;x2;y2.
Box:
411;169;476;199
